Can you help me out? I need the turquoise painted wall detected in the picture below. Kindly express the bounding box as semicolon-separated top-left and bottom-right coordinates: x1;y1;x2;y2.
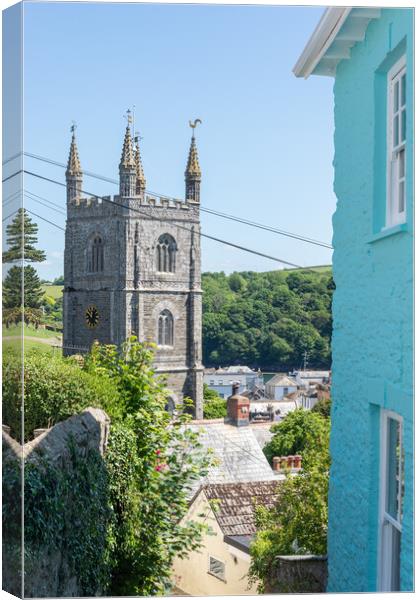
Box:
328;8;413;592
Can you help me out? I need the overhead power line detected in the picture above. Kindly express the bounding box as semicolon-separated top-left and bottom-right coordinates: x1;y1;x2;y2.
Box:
10;151;333;249
26;209;65;231
23;170;305;269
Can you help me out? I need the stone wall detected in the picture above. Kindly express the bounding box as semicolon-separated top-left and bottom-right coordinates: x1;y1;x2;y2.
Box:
2;408;110;598
266;555;328;593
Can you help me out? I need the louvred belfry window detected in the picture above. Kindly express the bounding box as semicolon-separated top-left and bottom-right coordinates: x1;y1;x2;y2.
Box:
158;309;174;347
156;234;176;272
89;235;104;273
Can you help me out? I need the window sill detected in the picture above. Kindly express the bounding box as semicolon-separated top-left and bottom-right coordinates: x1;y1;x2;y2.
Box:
367;223;408;244
207;572;227;583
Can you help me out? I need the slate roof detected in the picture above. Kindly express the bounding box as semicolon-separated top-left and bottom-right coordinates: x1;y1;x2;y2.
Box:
203;480;280;536
187;421;276;490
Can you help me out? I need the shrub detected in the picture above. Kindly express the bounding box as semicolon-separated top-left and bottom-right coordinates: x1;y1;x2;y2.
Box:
203;384;227;419
263;408;330;464
2;349;120;441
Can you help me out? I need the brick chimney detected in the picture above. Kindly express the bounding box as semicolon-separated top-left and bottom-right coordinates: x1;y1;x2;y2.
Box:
227;382;250;427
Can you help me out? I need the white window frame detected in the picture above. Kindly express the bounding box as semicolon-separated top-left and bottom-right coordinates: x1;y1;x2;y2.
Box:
377;409;404;591
386;56;407;228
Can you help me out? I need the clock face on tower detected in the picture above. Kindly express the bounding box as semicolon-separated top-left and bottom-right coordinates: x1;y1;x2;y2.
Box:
85;305;100;328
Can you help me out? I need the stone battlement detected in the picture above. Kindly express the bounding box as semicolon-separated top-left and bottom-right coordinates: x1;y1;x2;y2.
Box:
70;194;197;212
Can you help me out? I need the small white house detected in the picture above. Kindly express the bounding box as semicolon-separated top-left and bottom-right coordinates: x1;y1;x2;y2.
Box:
265;374;298;400
204;366;263;398
291;370;330;389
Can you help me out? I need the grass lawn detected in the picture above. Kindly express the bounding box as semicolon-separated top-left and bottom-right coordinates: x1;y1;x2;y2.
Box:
3;337;55;355
42;284;63;300
2;324;62;339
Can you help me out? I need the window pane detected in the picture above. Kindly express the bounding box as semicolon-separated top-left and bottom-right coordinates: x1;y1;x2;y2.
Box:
209;557;225;580
393;116;399;148
399;149;405;178
401;73;406;106
401;109;406;142
393;80;399;112
386;418;402;520
398;182;405;214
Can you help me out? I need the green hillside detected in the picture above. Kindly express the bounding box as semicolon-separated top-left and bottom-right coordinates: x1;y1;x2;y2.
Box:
202;268;334;371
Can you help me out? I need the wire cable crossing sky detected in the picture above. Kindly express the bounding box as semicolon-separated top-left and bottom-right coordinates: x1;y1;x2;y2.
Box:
3;2;336;279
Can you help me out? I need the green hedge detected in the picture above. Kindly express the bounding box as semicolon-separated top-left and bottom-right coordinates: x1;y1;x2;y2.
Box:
2;349;120;441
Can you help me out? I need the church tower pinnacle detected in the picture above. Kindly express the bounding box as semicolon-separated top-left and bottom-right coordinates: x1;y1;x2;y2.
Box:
66;123;83;204
134;133;146;198
185;119;202;203
119;110;136;197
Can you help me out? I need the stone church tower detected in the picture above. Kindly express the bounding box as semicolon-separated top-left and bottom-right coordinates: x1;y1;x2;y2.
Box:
63;119;204;418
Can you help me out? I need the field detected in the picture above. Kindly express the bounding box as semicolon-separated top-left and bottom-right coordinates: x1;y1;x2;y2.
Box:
42;284;63;300
2;324;62;355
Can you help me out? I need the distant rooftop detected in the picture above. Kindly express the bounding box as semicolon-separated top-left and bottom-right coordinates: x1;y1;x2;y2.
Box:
266;374;298;387
187;421;277;493
203;480;280;537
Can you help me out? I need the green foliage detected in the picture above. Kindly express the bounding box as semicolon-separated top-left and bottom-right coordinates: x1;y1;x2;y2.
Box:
203;384;227;419
263;408;330;464
250;409;331;592
202;269;333;370
2;208;46;263
249;460;329;592
3;265;44;309
83;337;213;595
311;396;331;418
51;275;64;285
3;306;44;328
2;349;121;441
2;338;212;595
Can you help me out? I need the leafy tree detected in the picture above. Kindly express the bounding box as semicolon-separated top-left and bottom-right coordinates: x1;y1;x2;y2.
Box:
2;265;44;309
203;384;227;419
2;208;46;263
311;396;331;418
249;454;329;592
83;337;213;595
202;269;333;371
228;272;247;293
263;408;330;464
51;275;64;285
249;409;330;593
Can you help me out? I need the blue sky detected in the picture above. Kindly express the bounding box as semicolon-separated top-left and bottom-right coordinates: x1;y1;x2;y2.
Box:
5;2;335;280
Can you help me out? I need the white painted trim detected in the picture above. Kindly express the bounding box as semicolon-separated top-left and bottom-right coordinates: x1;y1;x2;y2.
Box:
293;7;352;78
377;409;403;591
385;55;407;229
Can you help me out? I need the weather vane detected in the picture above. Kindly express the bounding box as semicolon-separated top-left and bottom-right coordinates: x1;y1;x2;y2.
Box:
134;130;143;144
124;108;133;126
189;118;202;137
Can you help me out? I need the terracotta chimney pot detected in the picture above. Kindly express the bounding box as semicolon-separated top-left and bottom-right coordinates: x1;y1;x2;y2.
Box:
273;456;281;472
294;455;302;469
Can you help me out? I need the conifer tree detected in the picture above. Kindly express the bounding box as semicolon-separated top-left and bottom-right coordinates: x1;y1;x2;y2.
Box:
3;266;43;309
2;209;46;319
2;208;46;263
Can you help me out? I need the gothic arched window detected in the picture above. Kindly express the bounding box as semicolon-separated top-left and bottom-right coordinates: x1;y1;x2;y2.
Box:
156;234;176;273
158;309;174;346
89;235;104;273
